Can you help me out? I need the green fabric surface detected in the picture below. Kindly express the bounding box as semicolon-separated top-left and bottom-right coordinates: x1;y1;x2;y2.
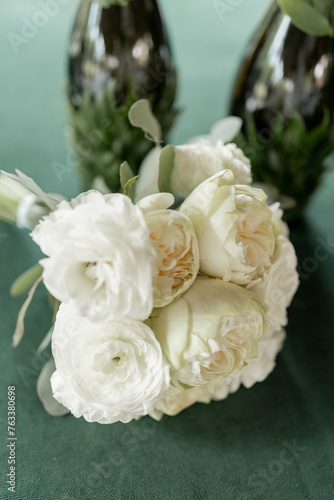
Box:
1;0;334;499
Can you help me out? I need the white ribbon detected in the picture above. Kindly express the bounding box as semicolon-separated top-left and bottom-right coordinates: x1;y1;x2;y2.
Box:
16;194;40;230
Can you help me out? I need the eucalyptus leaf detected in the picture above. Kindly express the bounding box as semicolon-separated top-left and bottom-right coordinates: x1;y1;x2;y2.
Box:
10;264;43;298
134;146;161;202
277;0;334;36
120;161;135;189
210;116;243;144
37;359;70;417
91;176;111;194
157;145;175;193
12;276;43;347
52;300;61;324
37;326;54;355
128;99;162;143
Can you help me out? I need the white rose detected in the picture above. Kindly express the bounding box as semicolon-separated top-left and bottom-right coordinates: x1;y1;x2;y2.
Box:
51;304;170;424
150;276;267;389
180;170;280;286
135;117;243;202
150;385;212;420
170;140;252;199
31;190;156;322
248;235;299;333
213;329;286;400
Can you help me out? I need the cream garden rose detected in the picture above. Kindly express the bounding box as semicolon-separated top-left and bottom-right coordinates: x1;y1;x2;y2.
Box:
170;140;252;199
213;328;287;400
31;190;156;322
150;276;267;389
248;235;299;333
150;385;212;420
146;210;200;307
137;193;200;308
180;170;281;286
51;304;170;424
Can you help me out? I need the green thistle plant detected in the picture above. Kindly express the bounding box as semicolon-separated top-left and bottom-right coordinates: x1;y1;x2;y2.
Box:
234;109;334;220
67;81;177;193
277;0;334;36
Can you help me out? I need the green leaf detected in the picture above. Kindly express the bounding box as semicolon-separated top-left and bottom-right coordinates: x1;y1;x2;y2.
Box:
120;161;135;189
37;359;70;417
37;326;54;355
134;146;161;201
121;160;138;199
157;145;175;193
12;276;43;347
123;176;139;200
128;99;162;143
210;116;243;143
277;0;334;36
313;0;333;18
10;264;43;298
50;297;61;324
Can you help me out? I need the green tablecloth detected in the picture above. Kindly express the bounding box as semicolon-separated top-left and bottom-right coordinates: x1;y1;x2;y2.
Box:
1;1;333;499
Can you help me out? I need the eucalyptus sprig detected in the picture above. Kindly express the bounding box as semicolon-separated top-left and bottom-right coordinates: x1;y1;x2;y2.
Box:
277;0;334;37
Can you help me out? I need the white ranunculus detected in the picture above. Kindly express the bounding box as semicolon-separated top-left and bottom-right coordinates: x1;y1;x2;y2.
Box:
150;276;267;389
180;170;281;286
51;304;170;424
248;235;299;333
213;328;286;400
170;140;252;199
31;190;156;322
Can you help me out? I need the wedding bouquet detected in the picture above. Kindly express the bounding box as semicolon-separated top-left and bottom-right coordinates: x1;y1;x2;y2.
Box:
0;101;299;424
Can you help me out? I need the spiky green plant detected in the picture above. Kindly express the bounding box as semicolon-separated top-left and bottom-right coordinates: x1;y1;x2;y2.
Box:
234;109;334;220
67;80;177;193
